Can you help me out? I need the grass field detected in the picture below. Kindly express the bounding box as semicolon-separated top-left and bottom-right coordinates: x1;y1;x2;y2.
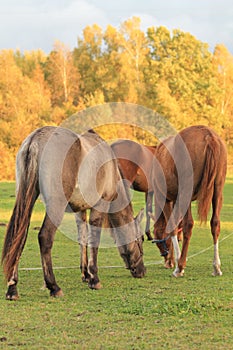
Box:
0;179;232;350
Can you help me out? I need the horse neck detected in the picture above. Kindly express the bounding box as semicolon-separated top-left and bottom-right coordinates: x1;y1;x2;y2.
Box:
109;205;138;247
108;180;139;242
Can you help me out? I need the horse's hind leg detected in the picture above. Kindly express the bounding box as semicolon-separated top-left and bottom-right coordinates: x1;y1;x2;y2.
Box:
5;266;19;300
211;183;224;276
75;211;90;282
87;208;103;290
38;214;63;297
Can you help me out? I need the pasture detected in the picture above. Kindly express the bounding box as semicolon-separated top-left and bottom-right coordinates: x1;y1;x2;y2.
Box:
0;179;233;349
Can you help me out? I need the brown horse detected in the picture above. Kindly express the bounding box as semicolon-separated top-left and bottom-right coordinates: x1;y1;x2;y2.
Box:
111;140;157;241
1;126;146;300
151;125;227;277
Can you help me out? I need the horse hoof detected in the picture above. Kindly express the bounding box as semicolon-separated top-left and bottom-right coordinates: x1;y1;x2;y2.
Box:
81;274;91;283
6;290;19;301
50;289;64;298
212;270;223;277
172;269;184;277
164;261;174;269
6;293;19;301
88;282;102;290
6;285;19;300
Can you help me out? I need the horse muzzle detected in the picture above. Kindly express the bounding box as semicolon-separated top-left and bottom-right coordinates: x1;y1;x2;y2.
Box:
130;263;146;278
152;237;170;257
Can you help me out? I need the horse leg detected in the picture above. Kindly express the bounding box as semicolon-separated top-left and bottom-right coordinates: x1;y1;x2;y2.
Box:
87;208;103;290
75;211;90;282
171;234;182;277
145;192;153;240
38;214;63;297
161;201;175;269
5;234;29;300
164;238;174;269
173;205;194;277
211;183;223;276
161;200;184;277
5;265;19;300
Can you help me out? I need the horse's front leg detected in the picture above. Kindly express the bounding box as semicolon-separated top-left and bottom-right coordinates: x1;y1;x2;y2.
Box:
145;191;153;240
173;205;193;277
38;214;63;297
75;211;90;282
87;208;103;290
164;239;175;269
171;233;182;277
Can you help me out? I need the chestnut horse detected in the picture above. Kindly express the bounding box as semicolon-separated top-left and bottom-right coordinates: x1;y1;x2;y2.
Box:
152;125;227;277
111;139;183;266
111;140;157;241
1;126;146;300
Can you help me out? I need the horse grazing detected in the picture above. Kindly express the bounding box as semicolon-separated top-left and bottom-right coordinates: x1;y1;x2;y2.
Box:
1;126;146;300
111;139;157;241
152;125;227;277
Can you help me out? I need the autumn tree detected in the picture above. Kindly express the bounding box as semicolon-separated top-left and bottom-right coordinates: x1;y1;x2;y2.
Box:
73;25;104;105
0;49;51;179
146;27;222;131
1;17;233;180
213;44;233;144
45;41;80;110
102;17;149;104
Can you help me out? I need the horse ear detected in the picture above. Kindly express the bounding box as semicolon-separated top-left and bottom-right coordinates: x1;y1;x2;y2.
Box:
148;211;156;222
135;208;144;224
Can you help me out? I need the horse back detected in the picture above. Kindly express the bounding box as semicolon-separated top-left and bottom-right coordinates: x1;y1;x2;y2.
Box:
111;140;156;192
68;132;120;211
179;125;227;189
155;125;227;202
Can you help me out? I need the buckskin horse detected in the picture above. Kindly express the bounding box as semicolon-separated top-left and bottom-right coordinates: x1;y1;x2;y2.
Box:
111;140;157;241
151;125;227;277
1;126;146;300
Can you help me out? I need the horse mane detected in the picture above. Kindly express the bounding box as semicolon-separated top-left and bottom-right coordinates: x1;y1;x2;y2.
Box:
84;129;105;143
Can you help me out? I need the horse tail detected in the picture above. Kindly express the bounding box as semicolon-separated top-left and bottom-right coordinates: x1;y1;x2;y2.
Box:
197;133;220;223
1;141;39;281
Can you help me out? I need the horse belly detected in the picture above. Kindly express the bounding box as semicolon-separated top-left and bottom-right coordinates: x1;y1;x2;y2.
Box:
68;188;90;212
133;176;148;192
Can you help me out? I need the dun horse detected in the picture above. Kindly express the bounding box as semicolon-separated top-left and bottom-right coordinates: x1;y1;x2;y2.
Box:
151;125;227;277
1;126;146;300
111;140;157;241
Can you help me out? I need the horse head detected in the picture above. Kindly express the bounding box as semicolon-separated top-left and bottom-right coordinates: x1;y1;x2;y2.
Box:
149;211;183;268
152;225;172;263
117;208;146;278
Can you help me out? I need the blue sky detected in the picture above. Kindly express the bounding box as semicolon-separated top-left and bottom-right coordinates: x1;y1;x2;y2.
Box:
1;0;233;53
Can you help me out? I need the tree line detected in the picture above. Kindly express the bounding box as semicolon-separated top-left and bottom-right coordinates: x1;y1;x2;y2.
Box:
0;17;233;180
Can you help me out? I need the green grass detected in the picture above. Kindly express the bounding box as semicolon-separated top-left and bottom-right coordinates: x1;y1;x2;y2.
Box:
0;180;233;349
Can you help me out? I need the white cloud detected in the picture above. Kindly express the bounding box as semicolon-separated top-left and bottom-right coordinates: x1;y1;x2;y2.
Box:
0;0;109;51
0;0;233;53
133;1;233;52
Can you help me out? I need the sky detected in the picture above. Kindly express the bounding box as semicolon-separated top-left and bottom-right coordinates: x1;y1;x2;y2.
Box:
0;0;233;54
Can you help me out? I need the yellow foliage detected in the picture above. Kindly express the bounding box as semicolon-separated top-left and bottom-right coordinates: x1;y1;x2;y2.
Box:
0;141;15;180
1;19;233;181
94;123;158;145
